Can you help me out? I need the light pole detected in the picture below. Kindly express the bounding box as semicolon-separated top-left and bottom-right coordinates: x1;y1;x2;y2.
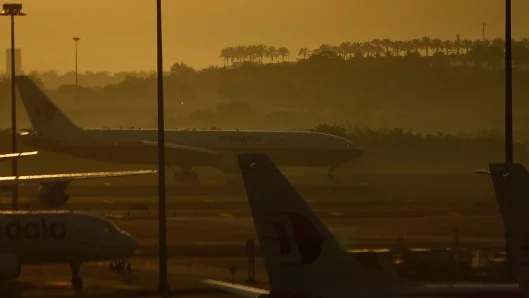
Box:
503;0;513;282
0;2;26;211
505;0;513;164
481;22;487;41
156;0;169;294
73;37;80;87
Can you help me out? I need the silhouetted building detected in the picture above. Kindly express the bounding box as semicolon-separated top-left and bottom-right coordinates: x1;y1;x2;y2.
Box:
5;48;22;75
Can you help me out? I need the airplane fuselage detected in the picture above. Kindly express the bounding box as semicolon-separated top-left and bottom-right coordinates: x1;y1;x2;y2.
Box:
21;128;363;171
0;211;137;265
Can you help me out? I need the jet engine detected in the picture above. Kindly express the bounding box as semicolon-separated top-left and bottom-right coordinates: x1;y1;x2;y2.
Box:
38;181;71;208
0;254;21;281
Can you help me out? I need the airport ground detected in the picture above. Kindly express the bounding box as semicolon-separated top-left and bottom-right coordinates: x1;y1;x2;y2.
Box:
0;170;509;297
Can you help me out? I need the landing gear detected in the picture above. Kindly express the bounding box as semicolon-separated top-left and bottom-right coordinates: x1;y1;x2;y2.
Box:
70;262;83;291
109;257;132;272
174;166;200;185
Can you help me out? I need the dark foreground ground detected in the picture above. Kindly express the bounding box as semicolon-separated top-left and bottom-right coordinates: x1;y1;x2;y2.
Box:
0;172;508;297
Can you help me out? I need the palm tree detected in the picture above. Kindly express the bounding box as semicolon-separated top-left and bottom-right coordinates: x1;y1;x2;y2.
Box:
265;46;277;63
313;44;333;56
381;38;393;56
256;44;267;63
402;41;414;56
521;37;529;48
460;39;473;54
350;42;363;57
392;41;404;56
442;40;453;55
411;38;422;54
219;47;233;66
234;45;247;62
491;38;505;51
431;38;443;54
371;44;384;58
361;41;374;57
277;47;290;62
371;39;382;48
298;47;310;59
248;45;262;63
339;41;351;59
421;37;432;56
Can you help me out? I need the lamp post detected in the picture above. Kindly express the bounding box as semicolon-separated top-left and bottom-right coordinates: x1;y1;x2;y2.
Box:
481;22;487;41
504;0;513;282
155;0;169;294
73;37;80;87
505;0;513;164
0;2;26;211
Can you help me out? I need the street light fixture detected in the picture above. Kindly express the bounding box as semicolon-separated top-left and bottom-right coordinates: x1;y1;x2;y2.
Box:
73;37;80;87
0;2;26;211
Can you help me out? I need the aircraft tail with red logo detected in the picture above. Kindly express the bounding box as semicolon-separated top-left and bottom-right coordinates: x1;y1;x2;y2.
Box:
15;75;81;138
488;163;529;297
235;154;411;294
202;156;521;297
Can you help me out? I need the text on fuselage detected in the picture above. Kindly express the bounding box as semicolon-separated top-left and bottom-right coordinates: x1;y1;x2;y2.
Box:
0;218;66;240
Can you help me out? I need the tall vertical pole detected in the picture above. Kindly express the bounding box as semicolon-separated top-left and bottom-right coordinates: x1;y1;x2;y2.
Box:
505;0;513;164
156;0;169;294
482;23;487;41
75;40;78;87
10;13;17;211
504;0;514;282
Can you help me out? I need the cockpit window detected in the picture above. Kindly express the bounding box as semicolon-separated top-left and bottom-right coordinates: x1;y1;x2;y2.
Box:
104;224;118;233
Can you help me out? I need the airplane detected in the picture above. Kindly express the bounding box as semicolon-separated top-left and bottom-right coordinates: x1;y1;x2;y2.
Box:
14;75;363;184
480;163;529;298
201;154;521;298
0;151;156;208
0;210;138;291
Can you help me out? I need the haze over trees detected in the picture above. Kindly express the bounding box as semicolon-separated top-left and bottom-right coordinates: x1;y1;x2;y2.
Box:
0;36;528;172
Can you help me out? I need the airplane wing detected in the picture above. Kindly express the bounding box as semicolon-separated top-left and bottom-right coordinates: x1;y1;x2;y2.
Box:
0;170;156;186
473;169;491;175
114;140;220;162
201;279;268;298
0;151;38;161
137;141;219;156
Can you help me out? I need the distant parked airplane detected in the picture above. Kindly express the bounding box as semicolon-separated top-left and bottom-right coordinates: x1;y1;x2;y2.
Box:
15;75;362;184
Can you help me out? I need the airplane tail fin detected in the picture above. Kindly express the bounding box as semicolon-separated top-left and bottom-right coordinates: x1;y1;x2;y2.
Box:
238;154;407;293
489;163;529;294
15;75;81;137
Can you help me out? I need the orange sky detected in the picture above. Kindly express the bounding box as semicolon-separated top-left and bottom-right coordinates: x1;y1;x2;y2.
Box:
1;0;527;73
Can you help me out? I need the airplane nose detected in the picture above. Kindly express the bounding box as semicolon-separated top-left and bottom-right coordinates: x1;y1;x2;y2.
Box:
122;231;138;253
129;236;138;252
352;147;363;159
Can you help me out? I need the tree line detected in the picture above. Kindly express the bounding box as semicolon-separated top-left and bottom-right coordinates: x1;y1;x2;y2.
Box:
1;36;529;136
309;124;529;173
220;37;529;66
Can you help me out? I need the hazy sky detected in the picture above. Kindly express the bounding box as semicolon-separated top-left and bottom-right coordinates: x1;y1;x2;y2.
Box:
2;0;528;73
